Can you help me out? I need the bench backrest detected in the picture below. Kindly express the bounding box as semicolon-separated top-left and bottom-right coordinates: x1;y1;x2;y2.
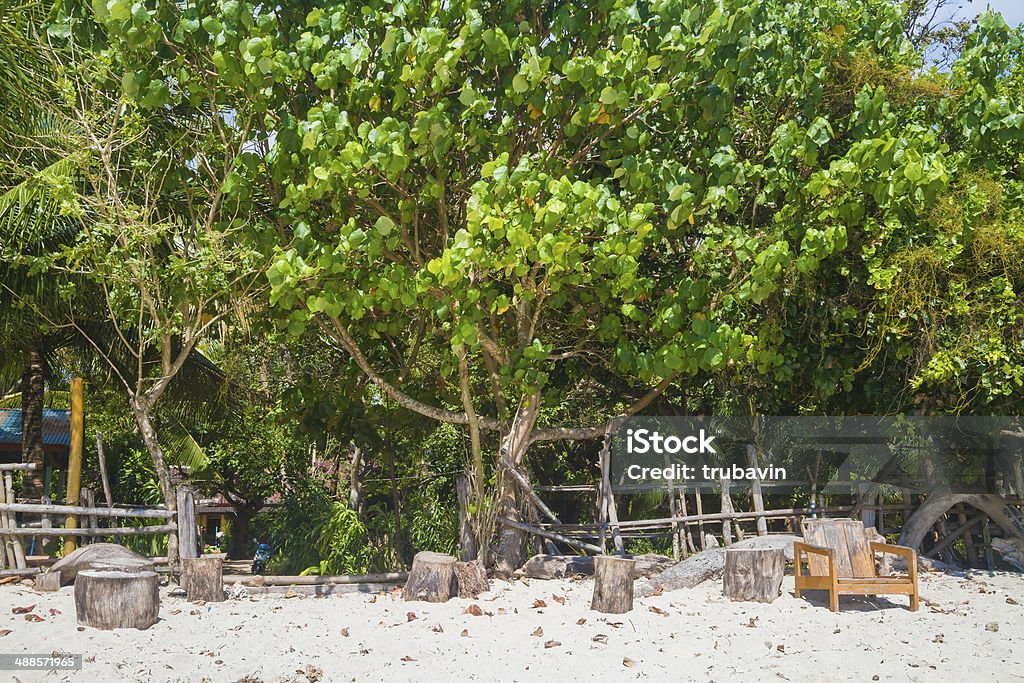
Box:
801;518;874;578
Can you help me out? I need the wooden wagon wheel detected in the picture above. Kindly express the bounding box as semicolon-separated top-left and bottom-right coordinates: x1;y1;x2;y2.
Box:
898;493;1024;567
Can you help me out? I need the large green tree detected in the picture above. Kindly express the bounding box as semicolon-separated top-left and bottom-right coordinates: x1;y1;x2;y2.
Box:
57;0;1024;570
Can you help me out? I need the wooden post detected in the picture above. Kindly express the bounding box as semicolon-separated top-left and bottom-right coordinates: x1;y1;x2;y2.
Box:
956;503;979;566
64;377;84;556
176;487;199;562
0;480;11;569
3;472;26;568
95;432;114;509
590;555;634;614
34;570;61;592
665;451;680;561
982;517;994;570
402;551;456;602
746;444;768;537
859;483;877;531
723;548;785;602
75;570;160;630
695;484;706;550
182;557;224;602
720;477;733;546
81;488;97;543
679;487;694;556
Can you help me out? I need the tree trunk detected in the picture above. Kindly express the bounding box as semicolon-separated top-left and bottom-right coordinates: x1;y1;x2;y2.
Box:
493;394;541;577
20;339;46;499
130;404;178;569
229;506;254;560
348;443;364;516
456;472;479;561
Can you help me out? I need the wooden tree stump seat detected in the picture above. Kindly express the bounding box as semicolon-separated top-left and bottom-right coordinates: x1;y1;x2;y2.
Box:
403;551;457;602
591;555;634;614
723;547;785;602
182;557;224;602
75;570;160;630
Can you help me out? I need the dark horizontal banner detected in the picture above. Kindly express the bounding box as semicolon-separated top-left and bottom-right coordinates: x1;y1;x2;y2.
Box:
610;417;1023;495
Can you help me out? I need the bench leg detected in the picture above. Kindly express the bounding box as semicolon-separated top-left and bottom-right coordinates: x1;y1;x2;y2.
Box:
909;590;919;612
829;588;838;612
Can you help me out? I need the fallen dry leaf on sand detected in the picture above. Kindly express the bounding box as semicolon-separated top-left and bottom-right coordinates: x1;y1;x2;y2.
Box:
400;656;416;662
623;657;637;668
460;629;469;637
24;614;44;622
341;628;350;637
551;595;565;605
576;618;587;625
432;624;443;633
531;627;543;637
592;634;608;644
464;604;483;617
0;630;11;637
12;605;35;614
544;640;561;649
532;599;547;609
406;612;417;622
648;606;668;616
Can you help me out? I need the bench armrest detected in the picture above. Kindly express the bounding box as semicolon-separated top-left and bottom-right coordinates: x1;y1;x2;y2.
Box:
871;542;917;581
870;542;914;560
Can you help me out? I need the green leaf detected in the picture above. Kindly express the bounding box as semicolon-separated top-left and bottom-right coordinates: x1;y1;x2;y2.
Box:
512;75;529;94
374;216;396;235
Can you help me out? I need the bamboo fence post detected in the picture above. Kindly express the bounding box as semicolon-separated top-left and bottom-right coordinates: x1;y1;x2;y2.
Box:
695;484;705;549
64;377;85;556
96;432;114;509
746;444;768;536
665;451;680;561
720;477;733;546
3;472;26;568
0;479;12;568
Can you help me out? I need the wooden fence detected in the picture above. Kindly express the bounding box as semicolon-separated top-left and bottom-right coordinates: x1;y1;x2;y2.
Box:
0;463;198;574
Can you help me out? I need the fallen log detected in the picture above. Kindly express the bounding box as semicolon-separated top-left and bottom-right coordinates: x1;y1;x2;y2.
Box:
636;535;799;597
49;543;155;585
521;554;672;580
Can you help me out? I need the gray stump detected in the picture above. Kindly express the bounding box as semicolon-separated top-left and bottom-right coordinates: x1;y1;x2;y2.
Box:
591;555;634;614
723;547;785;603
75;570;160;630
183;557;224;602
403;551;456;603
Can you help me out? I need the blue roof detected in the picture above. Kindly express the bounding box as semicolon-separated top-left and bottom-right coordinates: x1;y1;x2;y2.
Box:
0;409;71;448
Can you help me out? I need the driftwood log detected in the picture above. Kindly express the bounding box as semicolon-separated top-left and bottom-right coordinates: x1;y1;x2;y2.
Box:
723;548;785;603
521;554;673;580
182;557;224;602
50;543;155;585
637;535;799;597
403;551;456;602
453;559;489;598
75;570;160;630
590;555;634;614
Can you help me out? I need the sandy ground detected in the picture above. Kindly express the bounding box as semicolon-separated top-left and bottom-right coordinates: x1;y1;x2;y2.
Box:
0;568;1021;683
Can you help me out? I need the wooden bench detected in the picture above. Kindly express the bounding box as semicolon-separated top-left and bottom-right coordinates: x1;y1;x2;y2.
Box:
794;518;918;612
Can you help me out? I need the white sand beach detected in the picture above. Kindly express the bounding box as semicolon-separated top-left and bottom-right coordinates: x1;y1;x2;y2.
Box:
0;568;1021;683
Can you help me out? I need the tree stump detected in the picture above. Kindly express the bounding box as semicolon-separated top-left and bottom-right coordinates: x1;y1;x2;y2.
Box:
723;547;785;603
182;557;224;602
402;551;456;602
34;570;61;592
453;559;489;598
75;570;160;630
591;555;634;614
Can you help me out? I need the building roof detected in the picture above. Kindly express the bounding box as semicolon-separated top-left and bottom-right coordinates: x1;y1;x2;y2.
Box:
0;409;71;450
